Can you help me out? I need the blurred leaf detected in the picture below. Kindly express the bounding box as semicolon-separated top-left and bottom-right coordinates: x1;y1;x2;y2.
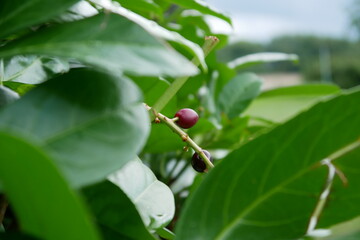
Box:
0;232;40;239
144;123;184;153
228;52;299;70
131;76;177;116
187;118;217;136
91;0;207;71
108;158;175;229
0;86;19;108
0;13;198;77
217;73;262;119
156;227;175;240
176;89;360;239
244;84;341;123
1;55;69;84
0;132;100;240
114;0;163;19
0;69;149;188
3;82;34;96
0;0;79;38
165;0;231;25
82;181;155;240
205;116;249;149
54;1;98;22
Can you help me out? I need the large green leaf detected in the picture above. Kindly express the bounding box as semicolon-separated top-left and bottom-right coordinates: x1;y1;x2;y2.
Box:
91;0;206;71
0;13;198;77
217;73;262;119
244;84;341;123
0;0;79;38
165;0;231;25
108;158;175;229
0;69;149;188
176;89;360;239
82;181;155;240
1;55;69;84
0;132;100;240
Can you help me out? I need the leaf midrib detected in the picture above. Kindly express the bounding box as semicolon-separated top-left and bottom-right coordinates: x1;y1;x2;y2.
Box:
214;164;318;240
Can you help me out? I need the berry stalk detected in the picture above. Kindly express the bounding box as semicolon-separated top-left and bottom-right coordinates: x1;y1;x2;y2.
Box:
145;104;214;170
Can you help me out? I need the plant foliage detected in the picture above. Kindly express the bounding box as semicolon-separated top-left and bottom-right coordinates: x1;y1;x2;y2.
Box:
0;0;359;239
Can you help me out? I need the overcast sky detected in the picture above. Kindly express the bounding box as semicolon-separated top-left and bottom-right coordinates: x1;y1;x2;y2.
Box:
206;0;354;42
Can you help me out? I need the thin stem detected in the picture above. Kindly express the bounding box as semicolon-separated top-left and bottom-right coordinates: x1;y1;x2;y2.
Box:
145;104;214;170
152;36;219;113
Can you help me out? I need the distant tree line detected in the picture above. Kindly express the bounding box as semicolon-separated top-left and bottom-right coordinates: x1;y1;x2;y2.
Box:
217;35;360;89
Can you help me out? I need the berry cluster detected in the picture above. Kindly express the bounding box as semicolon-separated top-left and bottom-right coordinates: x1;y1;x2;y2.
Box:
174;108;213;173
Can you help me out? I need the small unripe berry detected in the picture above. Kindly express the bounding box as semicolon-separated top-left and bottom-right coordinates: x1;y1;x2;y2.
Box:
174;108;199;129
191;150;213;173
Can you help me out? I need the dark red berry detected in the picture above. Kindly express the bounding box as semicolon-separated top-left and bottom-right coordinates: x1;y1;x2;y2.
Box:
174;108;199;129
191;150;213;173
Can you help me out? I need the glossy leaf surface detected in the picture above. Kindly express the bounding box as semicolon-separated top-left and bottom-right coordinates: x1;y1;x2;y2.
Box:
0;13;198;77
1;55;69;84
176;90;360;240
0;69;149;188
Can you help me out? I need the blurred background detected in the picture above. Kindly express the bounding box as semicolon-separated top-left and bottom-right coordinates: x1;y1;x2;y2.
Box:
206;0;360;89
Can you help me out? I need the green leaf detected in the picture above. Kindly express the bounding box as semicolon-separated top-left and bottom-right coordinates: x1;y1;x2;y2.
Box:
217;73;262;119
0;86;19;107
1;55;69;84
0;69;149;188
131;76;177;116
316;146;360;229
311;217;360;240
244;84;341;123
0;0;79;38
0;132;100;240
114;0;163;19
227;52;299;70
156;227;175;240
0;13;198;77
108;158;175;229
82;181;155;240
165;0;232;25
205;116;249;149
176;89;360;239
91;0;206;71
54;1;98;23
0;232;40;239
144;123;184;153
